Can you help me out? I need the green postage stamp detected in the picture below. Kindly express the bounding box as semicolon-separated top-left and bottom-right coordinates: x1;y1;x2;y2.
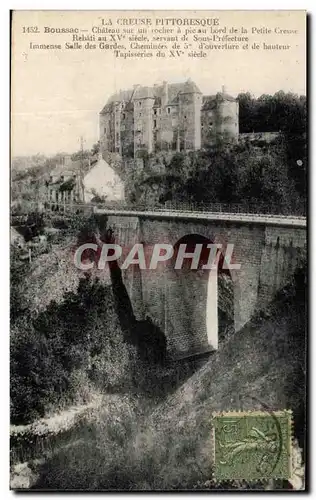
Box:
212;410;292;481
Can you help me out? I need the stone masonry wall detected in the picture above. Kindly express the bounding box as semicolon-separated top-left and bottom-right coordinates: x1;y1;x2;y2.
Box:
257;226;306;308
107;215;306;359
138;219;266;357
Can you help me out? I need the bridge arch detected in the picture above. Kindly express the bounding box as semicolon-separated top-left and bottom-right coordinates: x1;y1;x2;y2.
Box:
165;233;234;357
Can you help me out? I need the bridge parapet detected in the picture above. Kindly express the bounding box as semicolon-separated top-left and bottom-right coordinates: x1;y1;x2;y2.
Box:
94;207;306;229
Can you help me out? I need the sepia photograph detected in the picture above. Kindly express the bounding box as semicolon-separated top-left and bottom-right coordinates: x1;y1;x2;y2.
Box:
10;10;307;491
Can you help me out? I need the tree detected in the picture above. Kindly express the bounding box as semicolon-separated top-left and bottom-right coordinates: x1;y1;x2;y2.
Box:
91;141;100;156
71;149;91;161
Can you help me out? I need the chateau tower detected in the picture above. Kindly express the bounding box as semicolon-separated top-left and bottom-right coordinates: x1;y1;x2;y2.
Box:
201;86;239;146
178;79;202;151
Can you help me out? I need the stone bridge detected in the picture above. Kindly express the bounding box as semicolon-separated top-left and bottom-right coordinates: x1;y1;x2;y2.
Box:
94;208;306;360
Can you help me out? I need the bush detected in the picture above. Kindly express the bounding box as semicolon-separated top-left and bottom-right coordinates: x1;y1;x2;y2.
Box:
10;274;133;424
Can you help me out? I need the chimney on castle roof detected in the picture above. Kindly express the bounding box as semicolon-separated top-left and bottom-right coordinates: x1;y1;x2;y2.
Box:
64;154;72;167
221;85;226;94
162;80;168;108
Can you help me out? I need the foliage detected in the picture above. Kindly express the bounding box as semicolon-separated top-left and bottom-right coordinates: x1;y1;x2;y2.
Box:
10;274;130;424
237;91;306;198
26;262;306;490
59;178;76;192
237;91;306;135
10;248;187;425
91;141;100;156
126;140;304;214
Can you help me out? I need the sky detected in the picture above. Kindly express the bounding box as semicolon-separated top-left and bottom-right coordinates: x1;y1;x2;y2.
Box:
11;10;306;157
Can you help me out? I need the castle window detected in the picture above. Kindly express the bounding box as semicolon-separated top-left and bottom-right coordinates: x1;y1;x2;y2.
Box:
167;107;170;114
139;101;142;107
122;113;126;119
139;112;142;117
104;127;106;134
154;119;157;128
154;109;157;115
184;115;187;119
116;132;119;141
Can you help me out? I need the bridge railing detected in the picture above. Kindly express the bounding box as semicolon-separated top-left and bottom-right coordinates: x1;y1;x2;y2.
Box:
11;199;306;218
92;201;306;217
161;201;306;217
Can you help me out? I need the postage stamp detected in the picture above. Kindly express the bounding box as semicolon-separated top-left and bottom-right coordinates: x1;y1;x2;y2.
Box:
212;410;292;481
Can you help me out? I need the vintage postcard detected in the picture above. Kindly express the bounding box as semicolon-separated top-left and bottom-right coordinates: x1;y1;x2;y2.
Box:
10;10;307;491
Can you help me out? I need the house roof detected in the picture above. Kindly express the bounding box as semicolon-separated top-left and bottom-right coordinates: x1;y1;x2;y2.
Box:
49;157;94;179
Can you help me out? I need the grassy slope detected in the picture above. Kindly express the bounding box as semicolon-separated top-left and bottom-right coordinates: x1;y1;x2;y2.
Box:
31;276;305;490
13;237;111;314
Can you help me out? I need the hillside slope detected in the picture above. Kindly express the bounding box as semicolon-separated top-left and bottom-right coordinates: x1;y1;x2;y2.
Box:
12;237;111;314
31;268;306;490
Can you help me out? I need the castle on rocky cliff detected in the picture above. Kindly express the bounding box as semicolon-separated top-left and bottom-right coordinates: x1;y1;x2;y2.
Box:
99;79;239;157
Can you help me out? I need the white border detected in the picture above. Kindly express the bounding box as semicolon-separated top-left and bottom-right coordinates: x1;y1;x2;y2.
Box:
2;1;313;498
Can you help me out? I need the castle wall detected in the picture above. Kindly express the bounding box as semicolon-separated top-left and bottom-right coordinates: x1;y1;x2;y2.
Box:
159;104;178;150
239;131;280;143
113;102;121;154
134;97;155;154
201;108;217;146
120;107;134;157
218;100;239;142
100;111;115;155
178;93;202;151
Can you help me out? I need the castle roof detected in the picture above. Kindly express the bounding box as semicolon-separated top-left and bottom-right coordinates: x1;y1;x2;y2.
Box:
202;95;217;111
216;91;237;102
100;80;203;113
178;79;202;95
133;86;155;99
201;91;237;111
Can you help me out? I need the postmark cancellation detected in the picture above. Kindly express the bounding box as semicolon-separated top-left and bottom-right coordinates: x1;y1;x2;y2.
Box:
212;410;293;481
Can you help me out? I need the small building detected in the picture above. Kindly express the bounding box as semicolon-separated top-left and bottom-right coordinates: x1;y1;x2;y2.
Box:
83;153;125;203
44;153;125;210
45;155;85;210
